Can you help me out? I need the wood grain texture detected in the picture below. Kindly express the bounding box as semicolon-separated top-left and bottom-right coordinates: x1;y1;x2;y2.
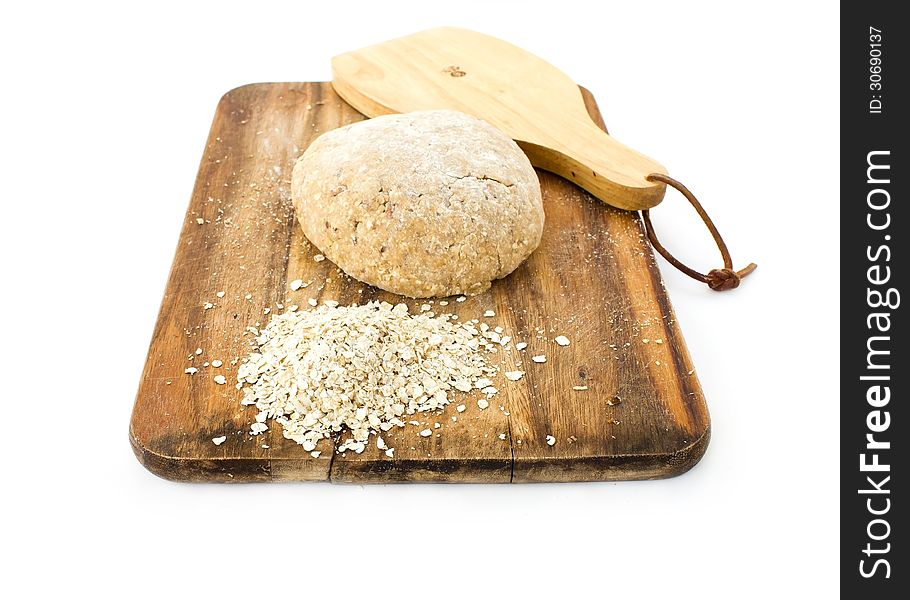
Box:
129;82;710;483
332;27;668;211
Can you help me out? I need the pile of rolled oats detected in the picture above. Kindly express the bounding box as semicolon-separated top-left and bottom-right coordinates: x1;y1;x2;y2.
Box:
236;301;498;454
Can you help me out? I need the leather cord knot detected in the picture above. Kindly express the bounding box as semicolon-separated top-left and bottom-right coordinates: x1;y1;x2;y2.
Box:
643;173;757;292
706;268;742;291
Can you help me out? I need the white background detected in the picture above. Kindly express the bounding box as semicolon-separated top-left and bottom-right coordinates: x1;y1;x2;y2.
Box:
1;1;838;597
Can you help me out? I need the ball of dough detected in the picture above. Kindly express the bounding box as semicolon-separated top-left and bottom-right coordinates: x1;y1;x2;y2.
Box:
291;110;544;298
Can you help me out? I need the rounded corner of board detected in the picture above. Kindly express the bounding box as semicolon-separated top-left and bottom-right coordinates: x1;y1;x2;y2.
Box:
662;424;711;479
129;429;187;483
129;432;272;483
217;82;267;107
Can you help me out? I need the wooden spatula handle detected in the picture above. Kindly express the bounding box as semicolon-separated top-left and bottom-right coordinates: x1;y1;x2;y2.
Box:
517;118;668;210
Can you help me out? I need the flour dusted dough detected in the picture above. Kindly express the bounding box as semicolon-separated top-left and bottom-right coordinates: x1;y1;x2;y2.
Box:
291;110;544;298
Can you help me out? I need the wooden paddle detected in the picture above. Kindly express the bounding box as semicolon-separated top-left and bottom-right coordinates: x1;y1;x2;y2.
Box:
332;27;668;211
332;27;756;289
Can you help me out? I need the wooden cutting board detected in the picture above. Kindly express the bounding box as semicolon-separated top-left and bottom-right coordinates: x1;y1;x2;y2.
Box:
129;82;710;483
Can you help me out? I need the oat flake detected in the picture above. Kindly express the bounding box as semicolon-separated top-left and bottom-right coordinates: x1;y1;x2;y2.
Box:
236;301;497;454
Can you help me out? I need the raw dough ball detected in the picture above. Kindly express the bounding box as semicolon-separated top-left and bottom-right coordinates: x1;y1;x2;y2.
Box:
291;110;544;298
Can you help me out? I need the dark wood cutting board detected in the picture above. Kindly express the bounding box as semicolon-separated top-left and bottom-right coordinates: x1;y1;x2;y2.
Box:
129;82;710;483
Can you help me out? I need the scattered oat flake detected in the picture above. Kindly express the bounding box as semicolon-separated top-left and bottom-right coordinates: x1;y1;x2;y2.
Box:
655;338;664;344
184;367;198;375
212;436;226;445
290;279;303;291
655;360;662;365
211;359;223;368
515;342;528;351
203;302;214;310
498;433;507;440
483;310;495;317
420;304;431;312
313;254;326;262
477;399;490;409
235;301;497;454
196;218;205;225
555;335;570;346
216;291;225;298
195;348;203;355
245;293;253;300
385;448;395;457
310;450;321;458
453;379;472;392
505;370;524;381
214;375;227;385
642;338;650;343
456;404;466;413
546;435;556;446
572;385;588;391
456;296;466;302
532;355;546;363
307;298;318;307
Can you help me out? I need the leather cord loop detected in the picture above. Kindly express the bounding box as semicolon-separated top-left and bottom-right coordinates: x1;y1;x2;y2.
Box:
643;173;756;291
